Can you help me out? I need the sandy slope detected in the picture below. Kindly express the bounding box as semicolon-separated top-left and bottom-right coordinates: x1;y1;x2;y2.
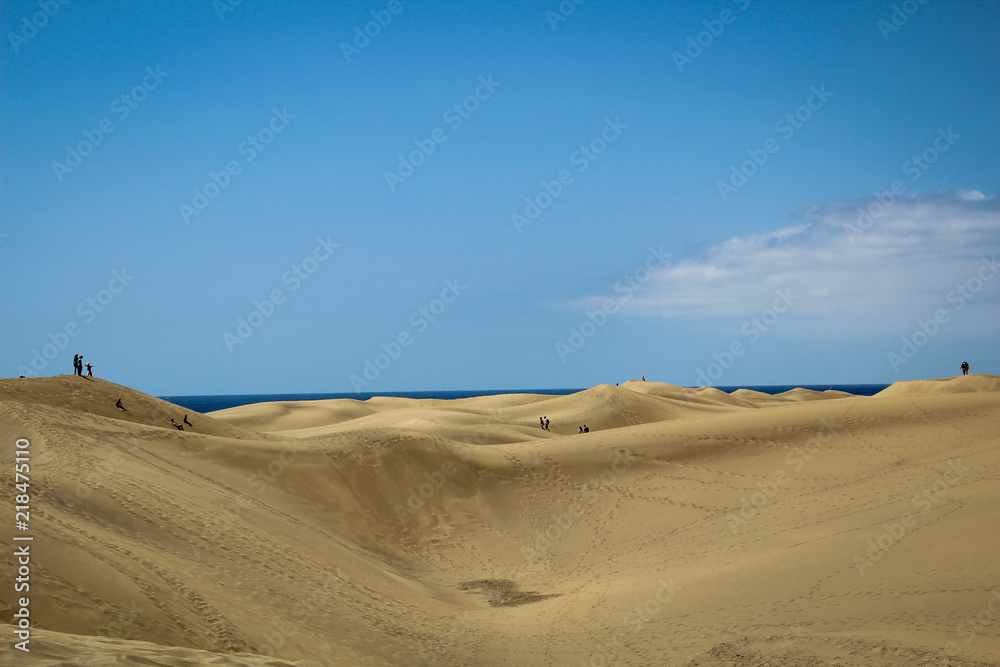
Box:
1;375;999;665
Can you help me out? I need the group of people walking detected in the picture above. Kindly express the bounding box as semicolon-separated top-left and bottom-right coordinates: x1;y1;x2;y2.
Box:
538;416;591;433
72;354;92;377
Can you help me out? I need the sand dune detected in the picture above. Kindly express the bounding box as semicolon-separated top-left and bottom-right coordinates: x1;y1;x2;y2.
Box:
875;373;1000;397
0;376;265;441
1;374;999;665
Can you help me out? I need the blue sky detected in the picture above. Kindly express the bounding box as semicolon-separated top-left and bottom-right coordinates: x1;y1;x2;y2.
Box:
2;0;998;395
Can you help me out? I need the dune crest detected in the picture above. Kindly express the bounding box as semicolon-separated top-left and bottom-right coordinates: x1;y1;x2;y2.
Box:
876;372;1000;397
0;376;265;440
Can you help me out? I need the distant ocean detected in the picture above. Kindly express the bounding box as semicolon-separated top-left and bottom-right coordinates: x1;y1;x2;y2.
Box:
160;384;890;414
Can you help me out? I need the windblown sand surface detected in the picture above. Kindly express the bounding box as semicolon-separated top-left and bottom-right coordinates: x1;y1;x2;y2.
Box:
2;375;999;665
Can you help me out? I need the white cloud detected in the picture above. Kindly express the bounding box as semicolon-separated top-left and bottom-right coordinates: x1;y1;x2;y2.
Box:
574;191;1000;334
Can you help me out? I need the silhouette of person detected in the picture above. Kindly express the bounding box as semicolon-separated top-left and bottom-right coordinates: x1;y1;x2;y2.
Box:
170;419;184;431
77;356;84;376
961;361;969;376
85;363;93;377
540;417;545;429
116;398;128;412
184;415;192;427
73;354;79;375
583;425;589;433
544;417;550;431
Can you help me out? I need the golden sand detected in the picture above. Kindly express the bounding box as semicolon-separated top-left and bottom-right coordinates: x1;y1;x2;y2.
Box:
1;375;999;665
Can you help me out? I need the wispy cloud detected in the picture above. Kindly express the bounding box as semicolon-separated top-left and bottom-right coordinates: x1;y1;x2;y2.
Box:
571;191;1000;334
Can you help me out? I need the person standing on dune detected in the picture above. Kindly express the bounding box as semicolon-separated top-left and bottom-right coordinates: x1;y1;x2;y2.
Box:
85;362;93;377
961;361;970;376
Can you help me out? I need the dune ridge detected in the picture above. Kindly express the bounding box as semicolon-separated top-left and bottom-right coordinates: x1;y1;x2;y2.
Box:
1;374;999;665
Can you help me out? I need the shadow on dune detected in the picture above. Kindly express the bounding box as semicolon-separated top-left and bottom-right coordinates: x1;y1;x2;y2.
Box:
459;579;559;607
